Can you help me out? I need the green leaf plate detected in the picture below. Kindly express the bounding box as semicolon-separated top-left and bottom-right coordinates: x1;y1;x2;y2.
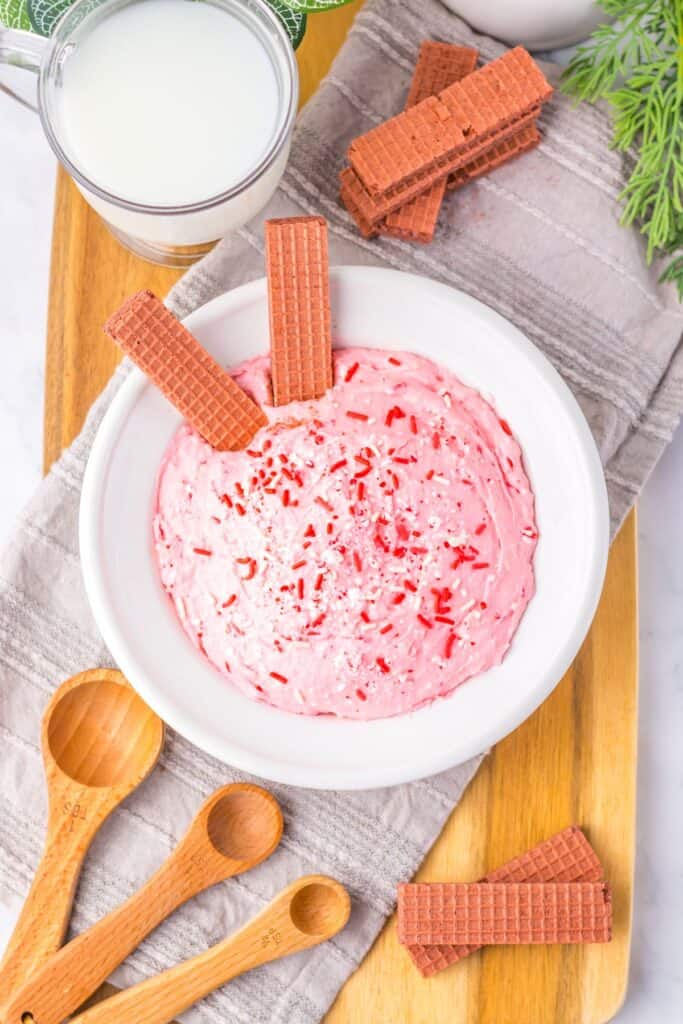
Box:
27;0;71;35
0;0;32;30
266;0;307;48
278;0;354;11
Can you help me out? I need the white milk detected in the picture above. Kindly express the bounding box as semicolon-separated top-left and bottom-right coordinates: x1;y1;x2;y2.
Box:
53;0;296;252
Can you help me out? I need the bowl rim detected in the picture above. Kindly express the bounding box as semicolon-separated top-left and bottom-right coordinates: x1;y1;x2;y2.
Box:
80;265;609;789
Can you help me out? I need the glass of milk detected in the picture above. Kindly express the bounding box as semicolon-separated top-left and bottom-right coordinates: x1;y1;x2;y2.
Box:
0;0;298;265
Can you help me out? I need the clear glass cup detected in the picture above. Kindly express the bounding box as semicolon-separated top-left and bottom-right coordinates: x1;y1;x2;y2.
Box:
0;0;298;266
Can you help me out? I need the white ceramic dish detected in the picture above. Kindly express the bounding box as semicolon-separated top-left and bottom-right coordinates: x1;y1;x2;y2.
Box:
80;267;608;790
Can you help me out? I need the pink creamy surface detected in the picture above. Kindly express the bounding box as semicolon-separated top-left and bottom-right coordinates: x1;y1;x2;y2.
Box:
153;348;537;720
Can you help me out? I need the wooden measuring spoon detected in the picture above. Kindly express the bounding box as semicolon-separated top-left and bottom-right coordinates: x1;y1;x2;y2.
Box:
7;782;283;1024
65;876;350;1024
0;669;164;1014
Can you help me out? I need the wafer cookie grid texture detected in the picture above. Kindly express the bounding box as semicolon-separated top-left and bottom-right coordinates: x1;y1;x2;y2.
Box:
404;826;606;976
382;42;478;243
105;291;267;451
398;881;612;947
348;47;552;197
265;216;333;406
343;108;540;229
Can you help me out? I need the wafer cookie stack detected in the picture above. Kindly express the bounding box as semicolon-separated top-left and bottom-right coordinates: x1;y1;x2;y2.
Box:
398;827;612;977
340;44;551;243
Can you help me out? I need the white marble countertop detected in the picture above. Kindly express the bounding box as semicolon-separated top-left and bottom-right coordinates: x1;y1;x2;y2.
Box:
0;69;681;1022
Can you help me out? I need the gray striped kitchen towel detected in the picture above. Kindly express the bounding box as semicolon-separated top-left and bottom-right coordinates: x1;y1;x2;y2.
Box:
1;2;682;1022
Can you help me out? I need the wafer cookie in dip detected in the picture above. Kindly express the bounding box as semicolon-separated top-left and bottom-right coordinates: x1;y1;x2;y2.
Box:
265;216;333;405
153;347;537;720
105;290;267;450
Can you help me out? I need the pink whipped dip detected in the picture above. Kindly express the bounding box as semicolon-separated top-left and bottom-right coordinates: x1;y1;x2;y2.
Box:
153;347;537;720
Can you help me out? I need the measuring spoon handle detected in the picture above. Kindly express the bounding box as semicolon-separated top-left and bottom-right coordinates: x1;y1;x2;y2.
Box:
69;877;350;1024
6;841;210;1024
0;793;110;1012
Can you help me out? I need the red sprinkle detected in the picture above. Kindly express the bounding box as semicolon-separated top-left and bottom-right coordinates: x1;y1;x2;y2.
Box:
357;481;366;501
246;449;261;458
314;573;324;591
392;456;410;465
432;432;441;450
220;493;233;508
480;601;487;610
426;469;435;481
278;453;288;464
417;614;433;629
346;410;369;421
235;482;245;497
270;672;288;684
353;456;372;478
236;557;257;580
475;523;487;536
409;415;418;434
404;580;417;592
472;562;490;570
193;548;212;556
380;623;393;634
360;610;371;623
356;688;367;701
291;560;307;570
388;356;402;366
345;361;359;382
353;551;363;572
316;496;333;512
304;524;316;538
330;459;348;473
282;489;290;507
376;657;391;674
297;578;305;600
222;595;237;608
392;593;406;605
444;633;457;659
310;613;325;628
499;418;512;436
385;405;406;427
326;522;334;535
235;503;246;516
435;615;456;625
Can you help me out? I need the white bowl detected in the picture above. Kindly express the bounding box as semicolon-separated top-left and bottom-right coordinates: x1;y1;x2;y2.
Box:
80;267;608;790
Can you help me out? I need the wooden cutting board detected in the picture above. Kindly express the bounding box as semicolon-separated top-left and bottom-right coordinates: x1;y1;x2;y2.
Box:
44;4;637;1022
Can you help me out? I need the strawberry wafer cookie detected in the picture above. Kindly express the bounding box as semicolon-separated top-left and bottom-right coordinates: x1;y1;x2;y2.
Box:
382;42;478;243
447;122;541;191
398;881;612;947
265;216;333;406
341;107;540;231
405;826;603;976
349;47;552;197
104;290;267;451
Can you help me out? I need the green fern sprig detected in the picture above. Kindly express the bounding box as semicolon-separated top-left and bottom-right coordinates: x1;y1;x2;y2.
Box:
562;0;683;298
